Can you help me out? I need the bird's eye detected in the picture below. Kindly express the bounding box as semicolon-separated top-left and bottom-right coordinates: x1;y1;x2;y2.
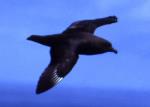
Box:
106;43;112;47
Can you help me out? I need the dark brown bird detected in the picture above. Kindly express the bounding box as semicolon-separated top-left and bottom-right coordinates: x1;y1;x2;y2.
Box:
27;16;118;94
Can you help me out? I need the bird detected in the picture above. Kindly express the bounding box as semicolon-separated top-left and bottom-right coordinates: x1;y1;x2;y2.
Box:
27;16;118;94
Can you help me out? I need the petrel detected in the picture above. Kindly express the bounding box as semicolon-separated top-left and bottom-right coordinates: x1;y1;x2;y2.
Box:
27;16;118;94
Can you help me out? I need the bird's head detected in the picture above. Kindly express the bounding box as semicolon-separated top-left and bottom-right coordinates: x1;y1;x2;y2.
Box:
103;42;118;54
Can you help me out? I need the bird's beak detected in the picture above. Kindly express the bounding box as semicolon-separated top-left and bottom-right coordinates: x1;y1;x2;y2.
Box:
111;48;118;54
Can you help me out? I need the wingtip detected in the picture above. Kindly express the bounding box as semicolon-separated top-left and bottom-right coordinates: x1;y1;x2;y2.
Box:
27;35;35;41
35;89;43;94
35;86;48;94
27;36;32;41
108;16;118;23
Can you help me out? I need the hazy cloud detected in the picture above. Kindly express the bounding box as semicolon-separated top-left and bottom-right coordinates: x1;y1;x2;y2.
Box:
128;0;150;20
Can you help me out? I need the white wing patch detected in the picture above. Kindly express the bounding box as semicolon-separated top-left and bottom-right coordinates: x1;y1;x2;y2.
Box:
51;68;63;84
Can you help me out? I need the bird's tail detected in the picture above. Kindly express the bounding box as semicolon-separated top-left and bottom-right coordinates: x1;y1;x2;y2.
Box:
27;35;57;47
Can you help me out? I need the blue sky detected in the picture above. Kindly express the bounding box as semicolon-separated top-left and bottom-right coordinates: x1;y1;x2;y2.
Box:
0;0;150;92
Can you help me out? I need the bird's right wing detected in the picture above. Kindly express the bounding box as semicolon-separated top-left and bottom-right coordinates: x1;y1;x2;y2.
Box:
36;46;79;94
64;16;117;34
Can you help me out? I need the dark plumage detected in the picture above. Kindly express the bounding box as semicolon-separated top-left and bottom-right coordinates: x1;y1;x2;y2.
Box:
27;16;118;94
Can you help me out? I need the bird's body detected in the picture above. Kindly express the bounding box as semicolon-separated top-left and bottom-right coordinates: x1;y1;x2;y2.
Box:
27;16;118;94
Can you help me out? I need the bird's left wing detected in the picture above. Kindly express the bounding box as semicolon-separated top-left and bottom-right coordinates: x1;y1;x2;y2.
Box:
36;46;79;94
64;16;117;34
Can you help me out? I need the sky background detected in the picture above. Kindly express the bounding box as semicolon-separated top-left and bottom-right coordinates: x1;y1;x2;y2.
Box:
0;0;150;107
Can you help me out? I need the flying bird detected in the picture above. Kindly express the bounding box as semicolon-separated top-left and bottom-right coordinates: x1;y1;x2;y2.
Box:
27;16;118;94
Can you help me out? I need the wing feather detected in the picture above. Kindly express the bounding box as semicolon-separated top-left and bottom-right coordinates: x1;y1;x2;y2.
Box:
63;16;117;34
36;46;78;94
